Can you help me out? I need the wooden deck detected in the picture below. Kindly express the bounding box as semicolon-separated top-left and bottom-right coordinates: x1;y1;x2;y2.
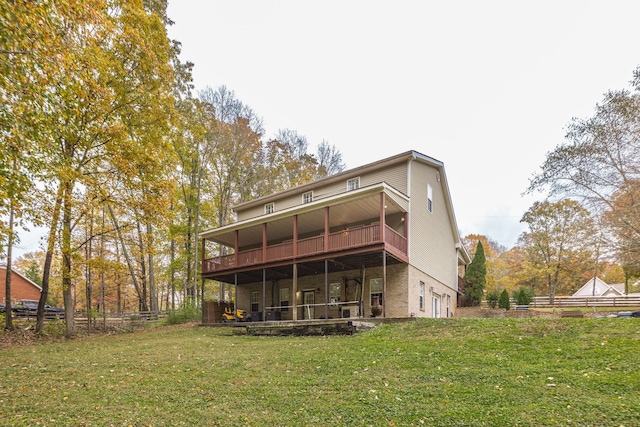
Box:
203;223;407;274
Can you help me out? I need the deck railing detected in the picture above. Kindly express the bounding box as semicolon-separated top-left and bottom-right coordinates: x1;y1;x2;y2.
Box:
266;242;293;262
328;224;379;250
204;223;407;273
298;235;324;256
385;225;407;254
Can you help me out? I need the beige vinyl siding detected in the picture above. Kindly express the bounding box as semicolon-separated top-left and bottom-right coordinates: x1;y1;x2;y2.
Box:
236;161;410;221
237;204;269;221
408;161;458;290
357;161;409;196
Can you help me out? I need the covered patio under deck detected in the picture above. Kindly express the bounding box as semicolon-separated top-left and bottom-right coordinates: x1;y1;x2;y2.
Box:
206;248;406;322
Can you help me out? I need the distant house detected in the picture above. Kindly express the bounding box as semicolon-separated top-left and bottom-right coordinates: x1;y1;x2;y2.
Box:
200;150;470;321
0;266;42;304
573;277;625;297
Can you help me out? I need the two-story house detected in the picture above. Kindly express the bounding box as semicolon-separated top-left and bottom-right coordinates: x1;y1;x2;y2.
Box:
200;150;470;322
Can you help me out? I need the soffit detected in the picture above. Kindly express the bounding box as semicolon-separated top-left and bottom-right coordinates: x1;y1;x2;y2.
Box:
203;185;407;248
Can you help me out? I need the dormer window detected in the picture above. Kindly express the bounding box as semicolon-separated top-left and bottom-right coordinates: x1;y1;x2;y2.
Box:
347;177;360;191
302;191;313;204
264;202;275;214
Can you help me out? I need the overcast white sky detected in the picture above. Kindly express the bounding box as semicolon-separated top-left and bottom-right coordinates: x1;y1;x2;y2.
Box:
10;1;640;259
163;0;640;251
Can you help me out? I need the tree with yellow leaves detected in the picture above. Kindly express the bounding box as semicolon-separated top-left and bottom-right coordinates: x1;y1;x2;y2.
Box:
519;199;597;302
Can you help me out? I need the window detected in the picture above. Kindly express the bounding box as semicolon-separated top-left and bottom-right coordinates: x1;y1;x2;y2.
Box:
329;282;341;304
370;278;383;306
251;291;259;313
446;294;451;318
419;281;425;311
302;191;313;204
347;177;360;191
264;202;275;214
427;184;433;213
279;288;289;311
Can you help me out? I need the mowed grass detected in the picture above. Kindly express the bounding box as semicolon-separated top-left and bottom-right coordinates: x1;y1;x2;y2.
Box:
1;318;639;426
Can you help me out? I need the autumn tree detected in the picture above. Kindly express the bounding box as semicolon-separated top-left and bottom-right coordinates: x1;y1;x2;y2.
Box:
0;0;61;330
463;241;487;306
528;65;640;277
600;179;640;293
171;86;264;302
200;86;264;225
518;199;597;302
261;129;318;194
2;0;179;336
316;140;346;178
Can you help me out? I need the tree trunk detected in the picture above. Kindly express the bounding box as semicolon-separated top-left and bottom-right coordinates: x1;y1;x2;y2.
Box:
147;222;157;312
136;221;148;311
185;205;193;301
108;203;148;311
4;195;15;331
101;206;106;330
36;184;63;333
115;241;122;314
62;179;76;338
85;217;93;333
170;233;176;311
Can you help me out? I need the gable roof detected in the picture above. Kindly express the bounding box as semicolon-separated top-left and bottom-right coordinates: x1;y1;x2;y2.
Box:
573;277;623;297
232;150;441;211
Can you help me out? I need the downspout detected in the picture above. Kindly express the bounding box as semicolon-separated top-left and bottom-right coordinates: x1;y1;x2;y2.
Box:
380;192;387;318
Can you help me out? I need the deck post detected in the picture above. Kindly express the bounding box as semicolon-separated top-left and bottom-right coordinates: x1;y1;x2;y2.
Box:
262;223;267;263
234;274;238;321
324;259;329;320
324;207;329;251
292;263;298;321
380;192;386;243
383;250;387;318
293;215;298;258
262;269;266;322
201;238;206;270
234;230;239;267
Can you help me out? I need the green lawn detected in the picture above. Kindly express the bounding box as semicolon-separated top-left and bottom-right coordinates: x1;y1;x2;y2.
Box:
1;318;639;426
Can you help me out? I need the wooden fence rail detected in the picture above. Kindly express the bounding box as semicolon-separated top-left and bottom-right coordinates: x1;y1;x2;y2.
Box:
530;296;640;308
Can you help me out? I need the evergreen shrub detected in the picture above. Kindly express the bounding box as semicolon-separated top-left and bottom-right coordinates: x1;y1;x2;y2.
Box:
513;287;534;305
498;289;511;310
486;290;500;309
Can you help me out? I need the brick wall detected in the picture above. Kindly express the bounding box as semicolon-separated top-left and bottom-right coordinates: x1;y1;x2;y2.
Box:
0;267;42;304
